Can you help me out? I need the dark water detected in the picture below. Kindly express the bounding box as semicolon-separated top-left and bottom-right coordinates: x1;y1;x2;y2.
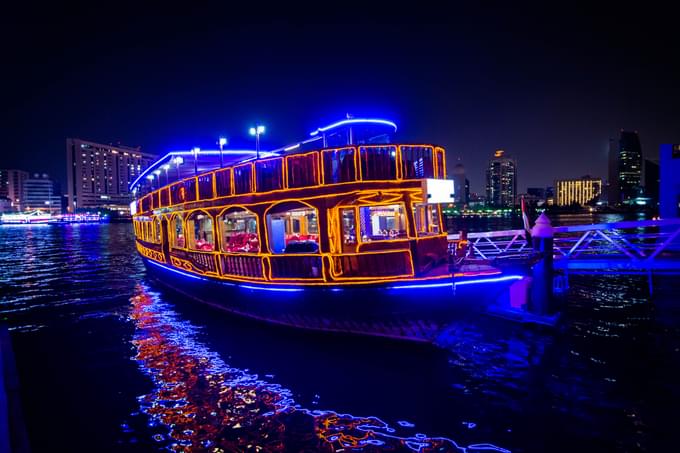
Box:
1;223;678;452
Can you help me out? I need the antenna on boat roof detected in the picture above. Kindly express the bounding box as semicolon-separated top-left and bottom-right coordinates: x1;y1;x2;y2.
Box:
346;113;354;119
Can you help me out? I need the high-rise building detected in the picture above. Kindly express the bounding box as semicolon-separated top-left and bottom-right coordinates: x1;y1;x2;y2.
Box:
451;162;466;204
618;130;643;202
66;138;157;213
660;144;680;218
22;173;62;214
485;150;516;208
555;176;603;206
0;169;29;211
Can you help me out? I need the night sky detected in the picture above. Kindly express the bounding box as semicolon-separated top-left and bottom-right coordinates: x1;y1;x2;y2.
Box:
2;5;678;193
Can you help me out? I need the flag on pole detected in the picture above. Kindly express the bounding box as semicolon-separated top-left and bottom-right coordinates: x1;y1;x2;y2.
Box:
521;196;532;244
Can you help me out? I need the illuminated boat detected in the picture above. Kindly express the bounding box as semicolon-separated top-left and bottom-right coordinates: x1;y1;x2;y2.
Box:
49;213;103;223
0;210;52;224
130;118;520;342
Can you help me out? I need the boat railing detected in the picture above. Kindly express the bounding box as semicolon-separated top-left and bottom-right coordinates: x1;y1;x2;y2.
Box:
330;250;414;279
218;253;265;280
161;245;418;282
446;218;680;266
268;254;323;280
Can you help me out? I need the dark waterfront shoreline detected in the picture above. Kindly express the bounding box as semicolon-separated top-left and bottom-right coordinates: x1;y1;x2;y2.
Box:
1;221;678;452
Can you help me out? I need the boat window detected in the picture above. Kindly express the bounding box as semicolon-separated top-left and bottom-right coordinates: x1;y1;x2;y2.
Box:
434;147;446;178
256;158;284;192
322;147;356;184
413;204;441;236
359;146;397;180
145;221;153;242
170;182;185;204
171;215;186;249
287;153;319;188
154;216;161;243
234;164;253;194
359;204;407;241
267;207;319;254
215;168;231;197
400;146;435;179
341;208;357;251
184;178;197;202
160;187;170;206
186;211;215;251
198;173;214;200
219;209;259;253
141;195;151;212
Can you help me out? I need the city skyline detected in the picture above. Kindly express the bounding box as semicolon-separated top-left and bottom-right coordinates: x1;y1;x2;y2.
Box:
1;6;678;194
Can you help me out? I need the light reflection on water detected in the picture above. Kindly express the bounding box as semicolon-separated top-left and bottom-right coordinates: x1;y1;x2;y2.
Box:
129;284;508;452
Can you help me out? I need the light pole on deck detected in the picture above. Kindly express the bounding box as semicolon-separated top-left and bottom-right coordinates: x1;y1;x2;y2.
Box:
162;164;170;186
173;156;184;179
218;137;227;168
192;147;200;175
249;124;265;160
153;170;161;188
146;174;155;191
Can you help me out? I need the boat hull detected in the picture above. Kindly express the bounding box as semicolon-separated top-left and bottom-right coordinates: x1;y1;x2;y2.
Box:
142;258;518;342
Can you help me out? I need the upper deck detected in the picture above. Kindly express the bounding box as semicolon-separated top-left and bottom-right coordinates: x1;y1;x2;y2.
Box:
132;112;451;211
132;142;447;215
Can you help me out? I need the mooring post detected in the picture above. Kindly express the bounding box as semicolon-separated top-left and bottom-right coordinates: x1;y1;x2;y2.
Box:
529;213;555;315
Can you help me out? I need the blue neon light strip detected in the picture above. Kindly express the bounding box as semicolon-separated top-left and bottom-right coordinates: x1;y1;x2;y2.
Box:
453;275;524;286
389;282;453;290
389;275;523;290
130;149;275;191
147;258;522;292
146;258;304;291
241;285;304;293
309;118;398;137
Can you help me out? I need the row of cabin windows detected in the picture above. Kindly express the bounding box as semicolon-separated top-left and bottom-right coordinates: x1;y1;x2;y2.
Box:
134;218;161;244
136;203;440;255
139;146;445;211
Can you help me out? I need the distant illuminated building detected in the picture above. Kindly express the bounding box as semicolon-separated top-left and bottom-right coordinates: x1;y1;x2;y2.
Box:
545;186;555;206
0;169;28;211
451;162;466;204
66;138;157;213
660;144;680;218
485;149;516;208
22;173;62;214
555;176;602;206
612;130;643;204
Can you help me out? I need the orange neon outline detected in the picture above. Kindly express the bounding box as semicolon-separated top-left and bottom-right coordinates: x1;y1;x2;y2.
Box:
320;146;357;185
328;249;415;280
214;205;261;254
266;253;325;282
285;151;320;189
254;156;284;193
262;200;321;255
399;145;437;180
184;209;216;251
232;162;254;195
357;145;399;182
